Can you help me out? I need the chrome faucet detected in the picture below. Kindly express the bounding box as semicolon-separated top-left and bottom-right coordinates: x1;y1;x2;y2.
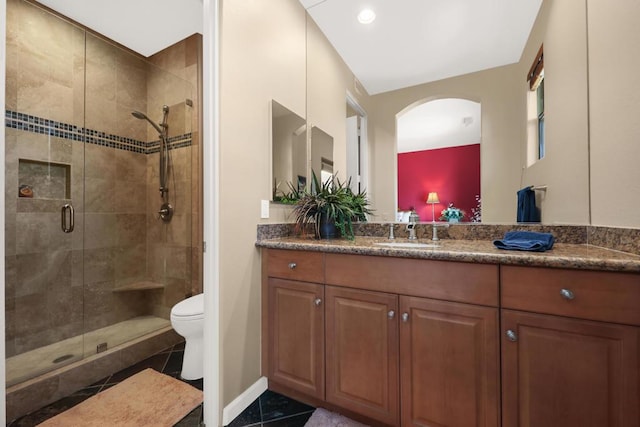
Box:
430;223;449;241
407;222;417;240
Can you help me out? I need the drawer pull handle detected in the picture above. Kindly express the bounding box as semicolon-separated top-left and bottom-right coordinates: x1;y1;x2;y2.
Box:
560;288;575;300
314;298;322;307
288;262;297;270
401;312;409;323
506;330;518;342
388;310;395;319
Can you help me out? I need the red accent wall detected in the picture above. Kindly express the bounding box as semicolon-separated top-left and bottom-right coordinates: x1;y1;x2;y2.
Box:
398;144;480;222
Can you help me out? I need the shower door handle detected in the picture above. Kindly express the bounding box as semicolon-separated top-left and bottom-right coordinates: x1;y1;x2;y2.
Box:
61;204;74;233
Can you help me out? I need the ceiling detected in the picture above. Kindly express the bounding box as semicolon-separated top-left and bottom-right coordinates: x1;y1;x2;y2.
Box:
300;0;543;95
35;0;203;57
397;99;481;153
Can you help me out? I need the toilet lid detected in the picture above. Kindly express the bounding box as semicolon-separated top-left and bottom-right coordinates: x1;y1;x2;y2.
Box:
171;293;204;317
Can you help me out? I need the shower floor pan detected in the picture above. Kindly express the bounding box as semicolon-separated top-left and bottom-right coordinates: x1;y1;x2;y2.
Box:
6;315;170;387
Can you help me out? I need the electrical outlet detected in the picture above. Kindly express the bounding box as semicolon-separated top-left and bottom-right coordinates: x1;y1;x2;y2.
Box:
261;200;269;219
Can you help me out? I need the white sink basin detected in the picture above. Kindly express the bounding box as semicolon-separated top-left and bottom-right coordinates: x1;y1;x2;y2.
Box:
374;242;440;249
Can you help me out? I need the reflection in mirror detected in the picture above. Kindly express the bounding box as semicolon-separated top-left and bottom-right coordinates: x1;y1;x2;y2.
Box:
271;100;306;202
311;126;334;189
397;98;481;223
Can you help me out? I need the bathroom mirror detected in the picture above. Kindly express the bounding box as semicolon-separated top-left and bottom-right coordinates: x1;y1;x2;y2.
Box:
310;126;333;187
303;2;593;225
271;100;306;201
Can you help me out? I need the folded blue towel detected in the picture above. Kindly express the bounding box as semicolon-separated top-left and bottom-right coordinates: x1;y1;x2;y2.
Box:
493;231;555;252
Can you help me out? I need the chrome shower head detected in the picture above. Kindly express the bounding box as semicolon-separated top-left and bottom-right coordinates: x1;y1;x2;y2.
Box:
131;110;164;135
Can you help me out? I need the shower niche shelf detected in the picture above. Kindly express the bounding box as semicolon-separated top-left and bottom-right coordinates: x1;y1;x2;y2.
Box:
112;281;165;293
18;159;71;199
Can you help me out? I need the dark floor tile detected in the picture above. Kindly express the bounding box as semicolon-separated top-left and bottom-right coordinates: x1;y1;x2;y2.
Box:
106;352;170;384
226;399;262;427
8;392;95;426
163;349;185;374
174;403;204;427
182;377;204;391
263;412;313;427
259;390;314;422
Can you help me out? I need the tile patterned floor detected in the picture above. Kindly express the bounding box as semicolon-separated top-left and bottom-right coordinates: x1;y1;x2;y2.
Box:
7;342;203;427
6;342;314;427
226;390;314;427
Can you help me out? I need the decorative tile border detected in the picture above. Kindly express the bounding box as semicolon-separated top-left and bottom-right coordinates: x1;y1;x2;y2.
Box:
5;110;191;154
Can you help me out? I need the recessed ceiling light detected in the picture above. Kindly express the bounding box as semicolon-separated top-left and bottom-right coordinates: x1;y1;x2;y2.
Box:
357;8;376;24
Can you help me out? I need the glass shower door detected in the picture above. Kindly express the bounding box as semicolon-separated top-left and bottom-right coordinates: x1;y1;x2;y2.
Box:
4;0;86;386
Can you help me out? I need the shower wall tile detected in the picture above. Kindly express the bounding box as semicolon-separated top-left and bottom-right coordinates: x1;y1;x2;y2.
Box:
84;177;115;214
114;244;147;286
15;213;63;255
47;286;83;329
84;140;116;180
15;250;71;298
15;132;73;165
5;255;17;297
115;149;147;182
115;49;147;111
167;214;192;247
84;280;116;331
71;249;83;287
83;248;115;285
116;214;147;246
114;181;147;214
84;213;117;249
5;213;17;257
14;293;48;342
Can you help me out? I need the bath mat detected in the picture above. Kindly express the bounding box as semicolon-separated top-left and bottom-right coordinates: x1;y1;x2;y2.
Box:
37;368;203;427
304;407;369;427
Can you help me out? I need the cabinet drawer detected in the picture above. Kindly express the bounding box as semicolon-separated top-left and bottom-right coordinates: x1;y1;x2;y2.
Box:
325;253;499;306
502;266;640;326
266;249;324;283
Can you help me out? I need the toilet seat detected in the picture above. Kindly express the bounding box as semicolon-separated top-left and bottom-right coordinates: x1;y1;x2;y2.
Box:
171;294;204;319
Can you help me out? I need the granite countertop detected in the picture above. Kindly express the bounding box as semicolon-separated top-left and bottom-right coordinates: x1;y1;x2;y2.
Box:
256;236;640;273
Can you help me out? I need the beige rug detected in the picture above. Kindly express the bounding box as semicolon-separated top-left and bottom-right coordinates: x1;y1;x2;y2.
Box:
38;368;203;427
304;408;369;427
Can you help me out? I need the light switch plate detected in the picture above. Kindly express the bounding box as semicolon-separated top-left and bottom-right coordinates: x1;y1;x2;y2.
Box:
260;200;269;219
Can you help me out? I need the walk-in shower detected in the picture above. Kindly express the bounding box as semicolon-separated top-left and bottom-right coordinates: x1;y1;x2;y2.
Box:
5;0;198;419
132;105;174;222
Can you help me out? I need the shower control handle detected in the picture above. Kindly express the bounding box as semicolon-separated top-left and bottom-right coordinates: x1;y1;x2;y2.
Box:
158;202;174;222
61;204;74;233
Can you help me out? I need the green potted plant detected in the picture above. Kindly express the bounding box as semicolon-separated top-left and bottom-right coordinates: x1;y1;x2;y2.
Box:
292;172;372;239
439;203;465;223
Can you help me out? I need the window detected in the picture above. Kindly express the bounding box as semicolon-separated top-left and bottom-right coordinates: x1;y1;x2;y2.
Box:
528;45;544;160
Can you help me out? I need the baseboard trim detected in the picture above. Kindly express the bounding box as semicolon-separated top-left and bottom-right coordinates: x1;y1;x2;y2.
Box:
221;376;268;425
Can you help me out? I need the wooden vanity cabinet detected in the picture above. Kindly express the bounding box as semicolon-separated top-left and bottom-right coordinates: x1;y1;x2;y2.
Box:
325;254;500;427
267;278;325;399
501;266;640;427
325;286;400;426
263;249;326;399
400;297;500;427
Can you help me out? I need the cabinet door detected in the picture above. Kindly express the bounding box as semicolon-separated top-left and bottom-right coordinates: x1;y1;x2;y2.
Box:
400;296;500;427
502;310;640;427
326;286;400;426
267;278;325;399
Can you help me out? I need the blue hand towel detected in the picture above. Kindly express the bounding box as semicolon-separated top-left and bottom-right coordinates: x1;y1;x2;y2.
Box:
493;231;555;252
517;187;540;223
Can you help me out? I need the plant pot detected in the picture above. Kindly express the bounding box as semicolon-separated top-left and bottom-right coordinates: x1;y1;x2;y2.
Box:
448;218;459;223
318;214;340;239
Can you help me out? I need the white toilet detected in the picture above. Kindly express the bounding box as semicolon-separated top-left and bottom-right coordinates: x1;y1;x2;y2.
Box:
170;293;204;380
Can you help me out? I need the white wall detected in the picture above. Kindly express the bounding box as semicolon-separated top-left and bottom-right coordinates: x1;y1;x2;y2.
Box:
218;0;306;406
588;0;640;228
